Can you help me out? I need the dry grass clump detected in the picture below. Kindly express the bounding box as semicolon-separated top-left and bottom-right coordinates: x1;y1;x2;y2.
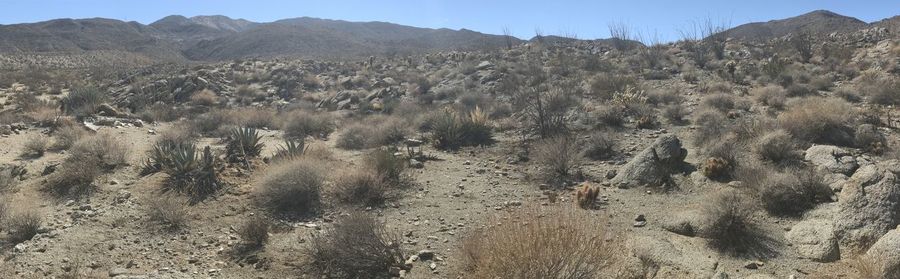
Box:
145;195;189;232
661;103;689;124
232;107;278;129
534;136;583;180
336;117;409;150
859;77;900;106
778;97;854;145
192;110;237;136
461;207;617;278
257;158;325;216
21;135;49;158
332;169;388;207
307;213;405;278
701;93;736;112
51;125;86;151
283;111;335;140
692;109;730;146
751;85;787;109
753;129;800;164
238;216;270;249
190;89;219;106
336;125;369;150
582;132;615;160
756;168;831;216
590;73;637;100
5;209;42;244
68;132;129;170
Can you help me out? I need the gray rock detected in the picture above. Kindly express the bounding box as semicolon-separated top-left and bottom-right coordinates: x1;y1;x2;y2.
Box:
834;160;900;253
805;145;858;175
475;61;493;70
785;218;839;262
611;135;687;188
866;227;900;278
661;209;702;236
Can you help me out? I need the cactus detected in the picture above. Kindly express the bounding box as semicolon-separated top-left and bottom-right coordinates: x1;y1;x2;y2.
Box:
575;183;600;209
272;139;307;161
226;127;264;162
701;157;730;179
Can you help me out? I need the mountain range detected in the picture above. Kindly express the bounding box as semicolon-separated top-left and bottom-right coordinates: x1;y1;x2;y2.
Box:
0;10;896;62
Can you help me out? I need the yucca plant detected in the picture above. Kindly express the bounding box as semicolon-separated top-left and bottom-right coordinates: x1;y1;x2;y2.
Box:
226;127;264;161
272;139;307;162
147;142;220;200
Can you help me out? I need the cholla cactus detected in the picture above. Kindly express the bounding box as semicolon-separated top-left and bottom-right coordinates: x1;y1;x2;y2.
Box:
701;157;731;179
575;183;600;209
612;85;647;107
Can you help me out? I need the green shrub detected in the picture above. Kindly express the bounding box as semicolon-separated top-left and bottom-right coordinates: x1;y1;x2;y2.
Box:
430;108;492;150
61;87;106;117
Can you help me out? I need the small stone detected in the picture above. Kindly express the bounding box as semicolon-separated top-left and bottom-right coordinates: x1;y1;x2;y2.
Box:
744;261;763;269
417;250;435;260
429;262;437;270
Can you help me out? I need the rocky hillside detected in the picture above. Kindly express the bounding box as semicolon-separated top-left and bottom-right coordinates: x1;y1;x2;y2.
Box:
0;15;518;62
725;10;871;41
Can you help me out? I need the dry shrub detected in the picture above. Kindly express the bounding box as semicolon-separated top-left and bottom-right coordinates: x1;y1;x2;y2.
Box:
461;207;617;278
283;111;335;140
190;89;218;106
192;110;236;137
661;103;688;124
591;73;637;100
429;107;493;150
21;135;49;158
337;118;408;150
757;168;831;216
146;195;189;232
582;132;615;160
51;125;86;151
5;209;41;244
61;87;106;117
751;85;787;109
257;158;325;216
593;105;625;127
238;216;270;249
332;169;388;206
44;158;101;198
233;107;278;129
236;84;266;103
859;78;900;106
701;93;735;112
692;109;730;146
753;129;800;164
698;190;769;255
336;125;369;150
785;84;815;97
778;97;854;145
835;88;862;103
0;165;25;192
69;132;128;170
307;213;405;278
157;125;199;146
646;88;684;105
534;136;582;180
366;149;406;184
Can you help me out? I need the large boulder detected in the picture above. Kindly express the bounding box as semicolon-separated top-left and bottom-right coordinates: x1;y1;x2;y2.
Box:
805;145;858;175
866;227;900;278
834;160;900;253
786;218;839;262
627;235;717;278
611;135;687;188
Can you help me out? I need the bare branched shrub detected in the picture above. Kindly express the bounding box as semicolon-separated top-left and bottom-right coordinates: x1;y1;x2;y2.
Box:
778;97;854;145
6;209;42;244
698;190;771;256
307;214;405;278
146;195;189;232
534;136;582;180
461;207;617;278
284;111;335;140
257;158;324;216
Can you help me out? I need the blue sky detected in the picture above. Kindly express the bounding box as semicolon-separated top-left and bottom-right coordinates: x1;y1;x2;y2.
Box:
0;0;897;41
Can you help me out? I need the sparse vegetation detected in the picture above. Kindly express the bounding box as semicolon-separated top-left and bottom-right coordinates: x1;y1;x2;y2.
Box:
461;207;617;278
257;158;324;216
146;195;189;232
534;136;582;180
238;216;270;249
778;97;854;145
307;213;405;278
283;111;335;140
429;107;493;150
5;209;42;244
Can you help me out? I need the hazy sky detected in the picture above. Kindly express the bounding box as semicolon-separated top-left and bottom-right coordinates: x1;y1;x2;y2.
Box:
1;0;897;41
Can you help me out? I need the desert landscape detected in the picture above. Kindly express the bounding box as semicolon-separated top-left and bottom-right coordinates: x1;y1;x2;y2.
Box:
0;6;899;279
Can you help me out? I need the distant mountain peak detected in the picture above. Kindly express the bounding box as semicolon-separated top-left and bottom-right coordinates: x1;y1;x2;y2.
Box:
724;10;868;41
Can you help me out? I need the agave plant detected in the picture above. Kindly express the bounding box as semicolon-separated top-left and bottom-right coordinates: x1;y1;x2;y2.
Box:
272;139;307;162
226;127;264;162
141;141;191;176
